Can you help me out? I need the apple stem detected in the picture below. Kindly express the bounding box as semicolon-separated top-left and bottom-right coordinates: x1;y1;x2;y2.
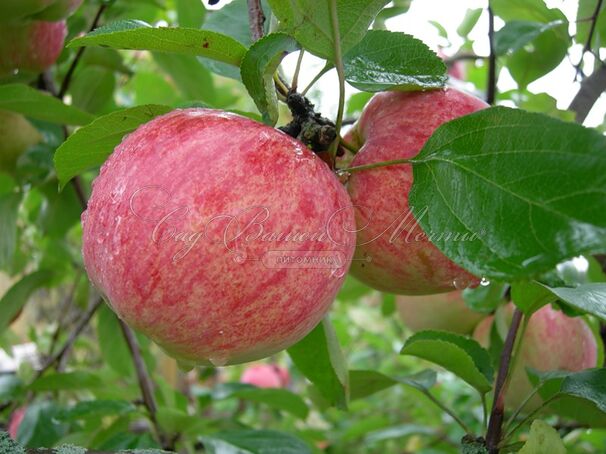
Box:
485;307;524;453
344;158;413;173
291;50;305;92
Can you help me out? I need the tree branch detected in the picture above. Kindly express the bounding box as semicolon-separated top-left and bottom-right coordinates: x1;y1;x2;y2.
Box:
568;63;606;123
246;0;265;42
36;297;104;377
485;308;524;453
118;320;171;449
486;6;497;105
574;0;604;79
58;3;107;99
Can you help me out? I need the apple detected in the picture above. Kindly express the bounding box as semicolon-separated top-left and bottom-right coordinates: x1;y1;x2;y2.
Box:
33;0;83;21
345;88;488;295
0;110;42;173
8;406;26;440
484;304;598;411
0;1;54;22
0;20;66;76
82;109;356;367
240;364;290;388
472;314;494;348
437;49;465;80
396;290;484;334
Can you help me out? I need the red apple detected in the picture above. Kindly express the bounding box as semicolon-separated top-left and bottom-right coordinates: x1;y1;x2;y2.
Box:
437;49;466;80
0;1;54;22
396;290;483;334
82;109;356;367
345;88;488;295
33;0;83;20
472;314;494;348
8;406;26;440
240;364;290;388
0;20;66;76
489;304;598;411
0;110;42;173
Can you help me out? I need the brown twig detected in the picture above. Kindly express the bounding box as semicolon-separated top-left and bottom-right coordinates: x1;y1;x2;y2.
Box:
58;3;107;99
486;6;497;105
246;0;265;42
574;0;604;80
485;308;524;453
118;320;172;450
46;272;82;359
568;62;606;123
36;297;104;378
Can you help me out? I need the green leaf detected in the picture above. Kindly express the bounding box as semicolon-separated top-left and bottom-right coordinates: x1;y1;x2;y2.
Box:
229;387;309;420
559;368;606;413
346;92;373;115
365;424;436;444
29;372;105;391
201;430;312;454
400;330;494;394
97;304;135;377
457;8;483;37
543;283;606;321
16;402;67;448
409;107;606;281
0;270;53;332
493;20;565;56
577;0;606;46
0;84;94;125
287;317;348;409
153;53;216;106
507;28;569;88
462;282;508;314
343;31;447;92
349;369;436;400
511;281;556;315
176;0;206;29
518;420;565;454
54;104;172;188
268;0;389;60
0;192;21;270
240;33;298;125
68;20;247;67
490;0;565;23
70;66;116;114
349;370;397;400
55;400;136;422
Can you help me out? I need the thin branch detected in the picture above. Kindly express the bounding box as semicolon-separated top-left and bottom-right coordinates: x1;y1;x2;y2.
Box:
423;390;472;434
301;63;332;96
574;0;604;80
118;320;171;449
58;4;107;99
46;272;82;358
328;0;345;164
568;62;606;123
36;297;104;377
291;50;305;92
486;6;497;105
485;308;524;453
246;0;265;42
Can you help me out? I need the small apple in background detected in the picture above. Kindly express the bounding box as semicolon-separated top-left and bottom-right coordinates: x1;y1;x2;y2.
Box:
481;304;599;411
396;290;484;334
241;364;290;388
0;110;42;174
0;20;67;77
82;109;356;367
33;0;83;21
0;0;54;22
345;88;488;295
437;48;465;80
8;406;26;440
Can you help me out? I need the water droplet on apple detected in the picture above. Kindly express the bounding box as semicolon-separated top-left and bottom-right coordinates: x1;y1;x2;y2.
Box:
480;277;490;287
233;251;247;264
336;170;351;184
209;354;229;367
452;277;471;290
218;329;225;335
96;237;104;244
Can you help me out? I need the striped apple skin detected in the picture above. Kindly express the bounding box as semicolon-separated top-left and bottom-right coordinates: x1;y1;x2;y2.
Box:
82;109;356;366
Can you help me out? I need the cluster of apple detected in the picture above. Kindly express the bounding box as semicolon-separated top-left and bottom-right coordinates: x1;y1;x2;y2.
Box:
0;0;82;173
